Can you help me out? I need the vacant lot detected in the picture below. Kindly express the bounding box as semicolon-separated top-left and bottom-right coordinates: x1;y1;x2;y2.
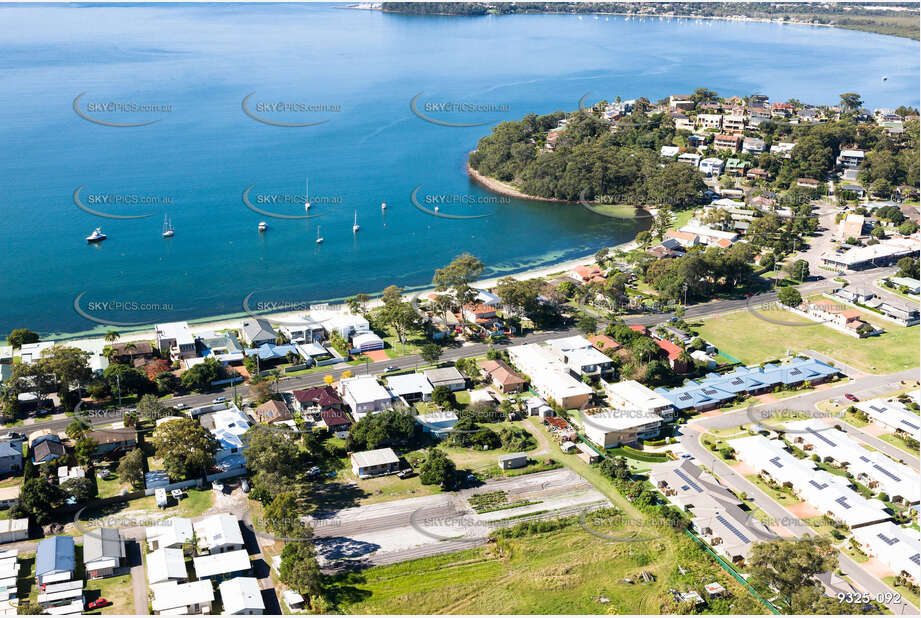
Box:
324;517;767;614
695;310;919;374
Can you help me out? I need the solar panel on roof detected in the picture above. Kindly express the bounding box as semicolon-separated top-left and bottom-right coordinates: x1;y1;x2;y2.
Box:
769;456;784;468
809;480;828;490
675;468;703;493
807;427;837;448
872;463;901;482
859;456;870;462
876;533;900;546
731;378;743;385
869;405;885;413
911;554;920;566
903;420;920;430
834;496;852;510
678;394;692;401
716;515;751;544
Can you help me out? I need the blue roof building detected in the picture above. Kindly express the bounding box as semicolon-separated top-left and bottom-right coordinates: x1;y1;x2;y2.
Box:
36;536;75;584
655;358;839;412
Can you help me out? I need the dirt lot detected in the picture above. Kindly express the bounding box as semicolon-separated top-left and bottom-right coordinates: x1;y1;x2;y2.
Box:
307;467;609;570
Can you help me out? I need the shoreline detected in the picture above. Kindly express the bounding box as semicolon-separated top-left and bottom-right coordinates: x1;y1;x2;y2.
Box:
466;160;575;204
44;244;636;346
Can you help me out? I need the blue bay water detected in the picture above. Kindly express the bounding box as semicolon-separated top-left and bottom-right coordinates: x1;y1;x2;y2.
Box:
0;3;918;337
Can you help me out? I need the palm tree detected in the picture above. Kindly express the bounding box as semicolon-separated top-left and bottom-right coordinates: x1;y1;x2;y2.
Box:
104;330;120;344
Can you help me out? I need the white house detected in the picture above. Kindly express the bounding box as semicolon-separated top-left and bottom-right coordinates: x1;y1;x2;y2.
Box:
192;548;251;579
855;396;921;441
155;322;197;360
219;577;265;615
146;517;194;551
852;522;920;582
193;513;245;554
350;447;401;479
385;373;434;403
205;406;251;471
698;157;724;177
580;408;661;448
508;344;593;410
151;580;214;615
146;547;188;585
677;152;701;168
339;375;393;420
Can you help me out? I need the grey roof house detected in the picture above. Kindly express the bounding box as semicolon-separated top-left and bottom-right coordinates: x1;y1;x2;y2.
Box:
241;319;277;347
84;528;126;579
0;440;22;476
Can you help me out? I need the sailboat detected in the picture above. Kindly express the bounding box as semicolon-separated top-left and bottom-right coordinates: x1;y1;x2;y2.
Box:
352;210;360;233
316;225;324;244
86;227;107;243
304;177;311;212
258;221;268;232
162;214;174;238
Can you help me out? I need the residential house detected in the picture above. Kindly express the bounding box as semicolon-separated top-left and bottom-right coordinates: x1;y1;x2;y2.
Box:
145;518;194;551
797;299;874;336
837;214;865;240
796;177;820;189
852;522;920;583
461;303;499;326
351;330;384;353
725;158;749;175
0;519;28;544
36;536;75;585
546;335;615;379
241;319;277;348
292;385;344;413
877;300;920;326
746;168;770;181
664;230;700;248
254;400;293;425
569;264;606;284
83;528;125;579
351;448;400;479
107;341;155;366
771;142;796;158
155;322;197;360
87;429;137;457
477;359;526;394
698;157;724;177
771;102;793;117
194;513;245;554
0;440;22;476
320;408;352;433
660;145;681;158
713;134;740;152
192;548;251;582
741;137;767;154
340;376;393;420
697;114;722;130
677;152;701;168
721;115;745;133
202;406;251;471
855;394;921;442
652;337;691;372
31;435;64;464
423;367;466;392
146;547;188;585
220;577;265;615
836;149;865;169
151;580;214;615
386;373;434;403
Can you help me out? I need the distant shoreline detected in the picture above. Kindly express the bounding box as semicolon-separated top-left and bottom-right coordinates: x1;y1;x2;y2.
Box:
466;160;574;204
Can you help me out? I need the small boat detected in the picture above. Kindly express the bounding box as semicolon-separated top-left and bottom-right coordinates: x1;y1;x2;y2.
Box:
381;201;387;211
162;215;174;238
352;210;360;233
86;227;107;243
258;221;268;232
882;75;888;82
434;205;440;212
316;226;324;244
304;177;311;212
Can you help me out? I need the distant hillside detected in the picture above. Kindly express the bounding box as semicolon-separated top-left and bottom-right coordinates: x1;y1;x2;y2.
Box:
380;2;920;40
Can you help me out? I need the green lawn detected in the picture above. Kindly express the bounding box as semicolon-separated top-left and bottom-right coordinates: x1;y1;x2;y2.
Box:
84;573;134;615
323;516;766;614
78;487;214;527
744;474;799;505
877;432;918;456
883;576;920;608
695;309;920;374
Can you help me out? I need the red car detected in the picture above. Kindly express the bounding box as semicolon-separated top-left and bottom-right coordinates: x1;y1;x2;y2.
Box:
87;599;110;610
844;393;859;402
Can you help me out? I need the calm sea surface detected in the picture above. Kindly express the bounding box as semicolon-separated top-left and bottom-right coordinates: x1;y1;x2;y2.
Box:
0;3;918;336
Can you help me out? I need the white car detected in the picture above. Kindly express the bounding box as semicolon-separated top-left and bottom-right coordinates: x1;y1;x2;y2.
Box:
212;396;227;404
174;403;189;410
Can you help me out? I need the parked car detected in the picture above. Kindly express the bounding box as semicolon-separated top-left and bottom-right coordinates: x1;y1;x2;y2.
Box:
212;396;227;404
844;393;859;402
87;599;110;610
174;403;189;410
307;466;322;477
385;365;399;373
212;481;224;492
397;469;415;479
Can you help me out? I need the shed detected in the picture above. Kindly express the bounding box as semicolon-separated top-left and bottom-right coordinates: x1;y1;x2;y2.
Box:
83;527;125;579
497;452;528;470
423;367;466;392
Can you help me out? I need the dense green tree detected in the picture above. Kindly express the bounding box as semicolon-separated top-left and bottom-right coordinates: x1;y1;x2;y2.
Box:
419;343;443;364
419;448;456;489
117;448;147;489
151;418;217;480
6;329;39;349
345;409;417;451
778;286;803;307
748;538;838;611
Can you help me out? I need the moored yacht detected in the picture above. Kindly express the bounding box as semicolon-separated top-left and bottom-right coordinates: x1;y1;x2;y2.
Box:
86;227;107;243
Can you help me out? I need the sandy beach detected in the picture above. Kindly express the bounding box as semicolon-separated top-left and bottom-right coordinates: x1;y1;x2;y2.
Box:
467;161;575;204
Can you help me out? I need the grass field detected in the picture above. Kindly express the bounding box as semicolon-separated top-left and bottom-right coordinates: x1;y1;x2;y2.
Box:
84;573;134;615
878;432;917;456
324;517;767;614
883;576;920;607
695;310;919;374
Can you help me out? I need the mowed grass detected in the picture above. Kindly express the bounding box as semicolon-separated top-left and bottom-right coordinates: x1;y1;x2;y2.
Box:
325;520;766;614
83;573;134;615
695;310;919;374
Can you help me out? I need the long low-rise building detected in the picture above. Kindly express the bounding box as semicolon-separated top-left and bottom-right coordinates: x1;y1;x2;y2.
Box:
151;579;214;614
851;521;920;583
580;408;661;448
191;548;251;580
855;394;921;441
650;460;775;565
819;236;919;272
729;435;890;529
602;379;675;421
508;344;593;410
655;357;838;412
785;419;919;505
